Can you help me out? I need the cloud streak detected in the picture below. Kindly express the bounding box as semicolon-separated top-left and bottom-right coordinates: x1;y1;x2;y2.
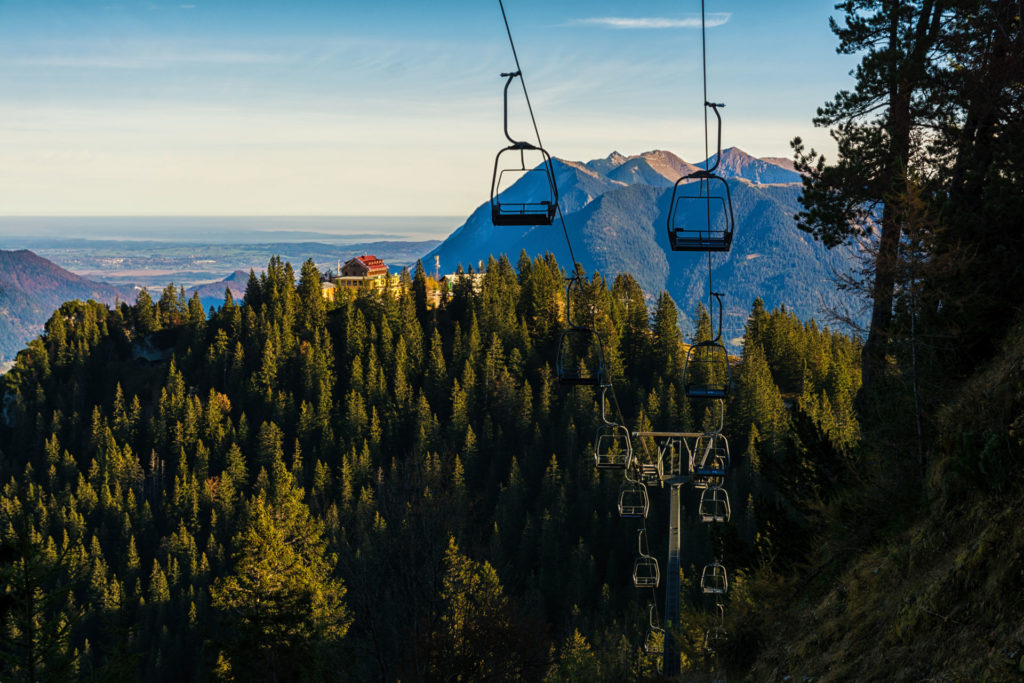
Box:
568;14;730;29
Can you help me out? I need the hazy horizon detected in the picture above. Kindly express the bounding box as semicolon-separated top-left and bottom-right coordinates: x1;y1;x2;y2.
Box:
0;215;462;244
1;1;853;216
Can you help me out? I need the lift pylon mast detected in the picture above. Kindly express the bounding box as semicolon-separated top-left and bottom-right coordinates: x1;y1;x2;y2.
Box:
664;482;682;676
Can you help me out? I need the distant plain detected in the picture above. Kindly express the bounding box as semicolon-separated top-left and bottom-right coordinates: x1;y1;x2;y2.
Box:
0;216;453;290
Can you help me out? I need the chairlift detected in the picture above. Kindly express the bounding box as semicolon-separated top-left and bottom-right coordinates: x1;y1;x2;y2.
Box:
703;626;727;654
700;562;728;595
666;102;735;251
594;386;632;469
643;604;665;655
556;327;605;385
491;71;558;226
699;485;731;523
703;603;727;653
692;432;730;478
595;424;631;469
683;292;731;399
556;277;605;385
618;480;649;518
632;529;660;589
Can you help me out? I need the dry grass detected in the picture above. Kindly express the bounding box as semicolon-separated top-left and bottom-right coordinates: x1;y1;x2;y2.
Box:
738;322;1024;681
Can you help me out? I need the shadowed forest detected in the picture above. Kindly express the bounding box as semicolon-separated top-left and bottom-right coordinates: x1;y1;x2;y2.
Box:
2;0;1023;680
0;253;861;680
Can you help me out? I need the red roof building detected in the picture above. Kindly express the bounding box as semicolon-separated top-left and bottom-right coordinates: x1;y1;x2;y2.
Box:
341;255;389;278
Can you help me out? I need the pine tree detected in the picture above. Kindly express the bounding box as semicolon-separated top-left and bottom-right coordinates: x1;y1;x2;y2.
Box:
791;0;946;399
210;460;350;681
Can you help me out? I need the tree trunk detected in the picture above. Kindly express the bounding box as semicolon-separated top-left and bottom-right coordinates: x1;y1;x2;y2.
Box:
859;0;942;407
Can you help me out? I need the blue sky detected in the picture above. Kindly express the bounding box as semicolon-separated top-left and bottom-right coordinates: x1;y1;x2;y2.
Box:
0;0;856;216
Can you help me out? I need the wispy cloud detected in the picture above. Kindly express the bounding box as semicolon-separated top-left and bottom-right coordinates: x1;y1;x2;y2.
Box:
567;14;731;29
2;46;291;69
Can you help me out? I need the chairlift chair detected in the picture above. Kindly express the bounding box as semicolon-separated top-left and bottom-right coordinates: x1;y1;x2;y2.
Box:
703;626;727;654
556;277;605;385
491;71;559;226
617;480;649;518
683;292;731;399
632;529;660;588
666;102;735;252
594;385;632;469
692;433;730;478
700;562;729;595
594;424;631;469
699;485;731;523
643;604;665;655
555;327;605;385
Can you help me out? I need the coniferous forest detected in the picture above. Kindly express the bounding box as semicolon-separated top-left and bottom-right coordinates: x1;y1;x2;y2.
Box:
2;1;1023;680
0;252;860;680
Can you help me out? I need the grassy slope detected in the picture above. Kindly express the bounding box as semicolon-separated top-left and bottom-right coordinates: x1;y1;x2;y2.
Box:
742;324;1024;681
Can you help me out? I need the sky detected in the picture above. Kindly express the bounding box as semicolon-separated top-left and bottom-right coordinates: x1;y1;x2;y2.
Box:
0;0;858;217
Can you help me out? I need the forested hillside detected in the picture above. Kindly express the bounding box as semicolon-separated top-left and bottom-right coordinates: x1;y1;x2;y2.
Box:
0;250;135;365
0;253;859;680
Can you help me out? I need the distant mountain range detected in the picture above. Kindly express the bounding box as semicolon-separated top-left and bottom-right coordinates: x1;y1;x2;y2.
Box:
191;270;250;311
0;250;136;365
0;238;442;368
425;147;850;344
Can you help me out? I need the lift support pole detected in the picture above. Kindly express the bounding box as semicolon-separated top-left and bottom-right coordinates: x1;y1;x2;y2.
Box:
663;482;682;676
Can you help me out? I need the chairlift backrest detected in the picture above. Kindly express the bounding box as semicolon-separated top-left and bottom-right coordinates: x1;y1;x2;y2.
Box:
683;292;731;399
704;626;727;654
643;604;665;655
556;277;605;385
692;433;730;475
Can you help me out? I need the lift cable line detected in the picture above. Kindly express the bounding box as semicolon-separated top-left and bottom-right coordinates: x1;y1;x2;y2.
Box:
494;0;649;461
665;0;735;255
495;0;578;269
493;2;736;676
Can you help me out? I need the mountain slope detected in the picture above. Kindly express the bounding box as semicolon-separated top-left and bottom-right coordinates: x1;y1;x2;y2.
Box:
188;270;250;311
701;147;803;184
0;250;136;363
426;150;853;343
760;156;799;173
605;150;702;187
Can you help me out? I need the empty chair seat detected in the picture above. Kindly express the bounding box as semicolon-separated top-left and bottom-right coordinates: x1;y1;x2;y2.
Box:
595;424;632;469
699;485;731;523
665;102;735;253
491;71;559;227
692;432;730;477
633;529;660;588
666;174;735;252
700;562;728;594
617;481;649;518
683;341;730;399
555;327;605;385
633;556;660;588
